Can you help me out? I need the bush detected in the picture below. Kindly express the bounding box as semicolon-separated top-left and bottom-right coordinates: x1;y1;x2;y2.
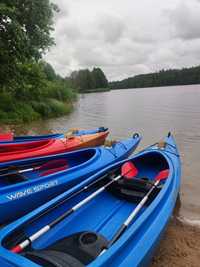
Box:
31;101;52;117
0;92;16;112
46;98;72;117
15;103;40;122
0;61;77;124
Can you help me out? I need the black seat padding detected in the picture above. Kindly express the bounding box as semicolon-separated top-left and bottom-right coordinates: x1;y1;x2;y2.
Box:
23;231;108;266
23;250;84;267
108;177;161;204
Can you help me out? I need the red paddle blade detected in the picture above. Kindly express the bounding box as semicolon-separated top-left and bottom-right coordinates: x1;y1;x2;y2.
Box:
121;161;138;179
155;169;169;181
39;159;69;177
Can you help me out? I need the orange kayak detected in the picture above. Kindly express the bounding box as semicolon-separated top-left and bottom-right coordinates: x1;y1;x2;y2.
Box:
0;131;109;163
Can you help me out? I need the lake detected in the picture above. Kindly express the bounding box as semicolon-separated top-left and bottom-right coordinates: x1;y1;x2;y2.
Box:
9;84;200;224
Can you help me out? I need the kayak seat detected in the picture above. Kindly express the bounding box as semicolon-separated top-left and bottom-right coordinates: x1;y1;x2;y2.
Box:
25;231;108;266
109;177;161;205
23;250;84;267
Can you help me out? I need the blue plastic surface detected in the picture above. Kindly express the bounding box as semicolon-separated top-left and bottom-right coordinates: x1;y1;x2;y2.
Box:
0;133;180;267
0;134;140;223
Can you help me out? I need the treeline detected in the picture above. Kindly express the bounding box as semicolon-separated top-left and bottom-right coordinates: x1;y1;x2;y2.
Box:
0;1;76;124
109;66;200;89
69;68;108;93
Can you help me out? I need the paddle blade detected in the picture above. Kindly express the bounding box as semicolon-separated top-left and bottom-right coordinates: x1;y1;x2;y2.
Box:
155;169;169;181
39;159;68;177
121;161;138;179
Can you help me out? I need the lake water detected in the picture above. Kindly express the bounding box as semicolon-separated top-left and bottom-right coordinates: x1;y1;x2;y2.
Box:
9;84;200;224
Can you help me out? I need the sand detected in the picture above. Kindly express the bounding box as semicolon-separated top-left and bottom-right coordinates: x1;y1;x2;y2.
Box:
151;218;200;267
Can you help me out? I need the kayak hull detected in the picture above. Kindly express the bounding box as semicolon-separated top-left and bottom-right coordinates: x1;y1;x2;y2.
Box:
0;131;109;163
0;134;141;223
0;127;109;144
0;133;64;143
0;134;180;267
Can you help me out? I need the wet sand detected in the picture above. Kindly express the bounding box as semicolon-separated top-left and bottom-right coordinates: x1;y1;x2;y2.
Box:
151;218;200;267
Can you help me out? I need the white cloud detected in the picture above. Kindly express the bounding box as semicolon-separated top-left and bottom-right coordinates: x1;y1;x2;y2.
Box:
45;0;200;80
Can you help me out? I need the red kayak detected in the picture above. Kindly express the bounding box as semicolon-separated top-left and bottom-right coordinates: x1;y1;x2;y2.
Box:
0;131;109;163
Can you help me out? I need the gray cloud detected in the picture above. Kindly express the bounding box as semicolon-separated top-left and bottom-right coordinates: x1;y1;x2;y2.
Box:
45;0;200;80
167;0;200;40
97;14;126;44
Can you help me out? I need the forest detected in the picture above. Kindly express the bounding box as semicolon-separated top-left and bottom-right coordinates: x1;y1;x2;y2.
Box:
69;68;108;93
0;1;76;123
109;66;200;89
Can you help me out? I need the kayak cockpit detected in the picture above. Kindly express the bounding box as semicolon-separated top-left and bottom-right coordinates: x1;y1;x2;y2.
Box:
0;149;97;188
0;139;53;154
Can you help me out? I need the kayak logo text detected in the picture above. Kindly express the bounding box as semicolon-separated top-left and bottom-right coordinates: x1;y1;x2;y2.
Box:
6;180;58;200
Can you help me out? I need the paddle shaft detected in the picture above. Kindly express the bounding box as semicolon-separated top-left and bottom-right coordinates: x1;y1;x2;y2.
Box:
0;167;38;177
0;158;67;178
0;161;45;176
101;179;160;254
11;173;122;253
9;170;116;253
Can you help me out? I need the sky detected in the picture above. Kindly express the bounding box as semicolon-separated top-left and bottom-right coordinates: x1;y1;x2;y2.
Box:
44;0;200;81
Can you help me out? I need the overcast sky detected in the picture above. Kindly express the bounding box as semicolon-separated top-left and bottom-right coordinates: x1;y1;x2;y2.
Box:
44;0;200;81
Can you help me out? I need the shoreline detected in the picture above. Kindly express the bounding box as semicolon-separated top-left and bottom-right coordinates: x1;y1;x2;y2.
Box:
151;217;200;267
0;101;75;126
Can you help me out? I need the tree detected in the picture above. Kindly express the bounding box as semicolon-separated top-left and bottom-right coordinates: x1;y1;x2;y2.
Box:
109;66;200;89
92;67;108;89
0;0;58;89
69;67;108;92
40;61;57;81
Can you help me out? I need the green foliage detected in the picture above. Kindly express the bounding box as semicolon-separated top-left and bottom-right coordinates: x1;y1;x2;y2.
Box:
0;0;58;88
70;67;108;92
31;99;72;118
110;66;200;89
40;61;57;81
0;1;77;124
0;96;40;124
44;80;77;101
92;68;108;89
0;60;77;124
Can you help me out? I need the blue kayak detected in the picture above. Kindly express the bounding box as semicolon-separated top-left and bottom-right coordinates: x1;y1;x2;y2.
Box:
0;127;108;144
0;133;140;223
0;133;180;267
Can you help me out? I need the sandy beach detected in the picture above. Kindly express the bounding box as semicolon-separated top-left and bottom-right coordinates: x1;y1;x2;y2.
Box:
151;217;200;267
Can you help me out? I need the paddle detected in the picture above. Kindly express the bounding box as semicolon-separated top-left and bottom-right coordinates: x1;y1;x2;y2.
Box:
0;159;68;178
100;168;169;255
6;169;117;250
10;162;137;253
0;161;46;174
